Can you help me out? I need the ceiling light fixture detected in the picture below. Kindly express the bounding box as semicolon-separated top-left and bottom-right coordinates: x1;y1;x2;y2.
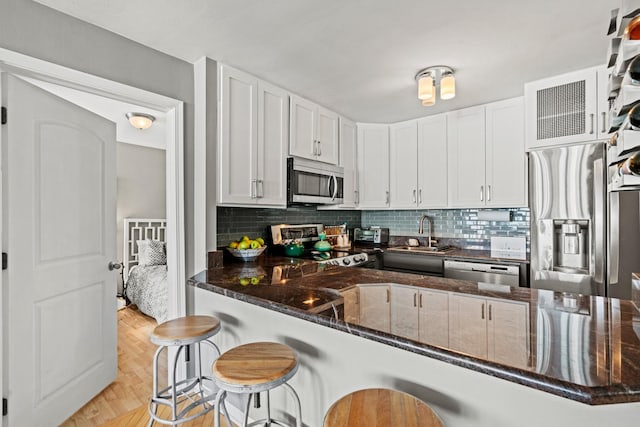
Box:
415;66;456;106
125;112;156;130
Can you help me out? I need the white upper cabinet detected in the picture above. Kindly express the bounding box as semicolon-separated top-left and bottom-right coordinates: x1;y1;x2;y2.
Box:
448;99;526;208
218;65;288;207
525;66;606;149
447;105;487;208
339;117;358;208
485;97;527;207
357;124;390;209
389;120;419;208
417;114;448;208
289;95;339;164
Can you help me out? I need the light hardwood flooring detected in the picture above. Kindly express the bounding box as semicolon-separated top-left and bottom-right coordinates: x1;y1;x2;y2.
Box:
61;305;164;426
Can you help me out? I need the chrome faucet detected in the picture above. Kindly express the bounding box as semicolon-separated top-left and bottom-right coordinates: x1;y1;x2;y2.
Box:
418;214;433;248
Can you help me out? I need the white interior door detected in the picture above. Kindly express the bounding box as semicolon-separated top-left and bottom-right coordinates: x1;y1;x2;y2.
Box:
2;74;117;426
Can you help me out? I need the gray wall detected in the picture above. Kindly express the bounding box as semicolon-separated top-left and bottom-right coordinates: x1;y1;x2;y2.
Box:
0;0;198;276
116;142;166;293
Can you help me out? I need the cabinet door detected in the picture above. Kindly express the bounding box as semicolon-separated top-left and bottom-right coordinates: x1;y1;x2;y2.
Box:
524;67;598;149
390;286;419;340
418;290;449;348
218;66;258;205
359;285;390;333
256;81;288;207
339;118;358;208
485;97;527;207
342;287;360;324
448;294;487;358
417;114;448;208
317;106;339;165
389;121;418;208
487;300;529;369
357;124;390;209
289;95;316;160
597;66;611;140
447;106;486;208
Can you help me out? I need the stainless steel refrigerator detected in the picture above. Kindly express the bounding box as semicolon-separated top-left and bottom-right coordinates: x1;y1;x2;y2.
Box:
530;142;640;298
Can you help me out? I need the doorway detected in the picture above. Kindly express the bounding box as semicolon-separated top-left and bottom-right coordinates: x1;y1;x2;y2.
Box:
0;48;185;425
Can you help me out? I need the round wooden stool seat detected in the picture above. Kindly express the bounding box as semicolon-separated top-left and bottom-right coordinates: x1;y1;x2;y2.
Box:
151;315;221;346
324;388;443;427
212;342;298;392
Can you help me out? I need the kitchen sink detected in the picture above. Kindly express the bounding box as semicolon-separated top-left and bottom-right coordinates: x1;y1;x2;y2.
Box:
387;245;455;254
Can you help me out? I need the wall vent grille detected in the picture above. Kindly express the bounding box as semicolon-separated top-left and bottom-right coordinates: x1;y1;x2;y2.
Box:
536;80;586;140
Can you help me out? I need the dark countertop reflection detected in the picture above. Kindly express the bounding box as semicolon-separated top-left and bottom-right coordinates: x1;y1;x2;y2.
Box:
189;255;640;405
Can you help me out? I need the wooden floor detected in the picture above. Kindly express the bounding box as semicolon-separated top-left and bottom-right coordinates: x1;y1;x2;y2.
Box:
61;305;163;426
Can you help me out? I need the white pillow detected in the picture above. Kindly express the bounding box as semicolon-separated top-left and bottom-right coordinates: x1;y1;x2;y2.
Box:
137;239;166;266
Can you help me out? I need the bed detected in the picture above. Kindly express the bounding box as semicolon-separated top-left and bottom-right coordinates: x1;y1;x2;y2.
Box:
123;218;168;323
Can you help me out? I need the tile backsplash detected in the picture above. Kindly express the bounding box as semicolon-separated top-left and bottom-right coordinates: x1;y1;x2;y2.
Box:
362;208;530;251
216;206;361;247
217;206;530;251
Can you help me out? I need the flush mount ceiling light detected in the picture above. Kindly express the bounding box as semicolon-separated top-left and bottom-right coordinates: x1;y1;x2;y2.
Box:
415;66;456;107
125;112;155;130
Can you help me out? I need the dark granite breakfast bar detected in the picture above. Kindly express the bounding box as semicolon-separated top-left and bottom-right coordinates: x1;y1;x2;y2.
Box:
188;255;640;426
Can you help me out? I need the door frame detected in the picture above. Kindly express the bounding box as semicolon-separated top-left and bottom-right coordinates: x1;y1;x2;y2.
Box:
0;47;186;407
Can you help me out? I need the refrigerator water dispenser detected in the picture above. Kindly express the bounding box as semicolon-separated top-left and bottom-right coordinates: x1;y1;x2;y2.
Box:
553;219;589;274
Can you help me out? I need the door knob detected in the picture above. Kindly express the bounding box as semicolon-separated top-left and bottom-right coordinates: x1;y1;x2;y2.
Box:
108;261;122;271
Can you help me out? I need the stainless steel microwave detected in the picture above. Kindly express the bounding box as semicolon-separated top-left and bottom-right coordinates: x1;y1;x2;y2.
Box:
287;157;344;205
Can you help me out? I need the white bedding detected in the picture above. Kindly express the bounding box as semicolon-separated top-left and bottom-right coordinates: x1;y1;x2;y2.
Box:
124;264;168;323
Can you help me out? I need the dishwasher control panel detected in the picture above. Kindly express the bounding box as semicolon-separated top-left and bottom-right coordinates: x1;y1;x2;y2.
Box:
444;260;521;287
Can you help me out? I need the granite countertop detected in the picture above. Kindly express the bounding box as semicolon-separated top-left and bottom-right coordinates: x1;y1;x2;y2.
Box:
189;255;640;405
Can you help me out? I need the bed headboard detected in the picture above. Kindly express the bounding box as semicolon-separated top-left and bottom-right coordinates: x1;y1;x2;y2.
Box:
123;218;167;282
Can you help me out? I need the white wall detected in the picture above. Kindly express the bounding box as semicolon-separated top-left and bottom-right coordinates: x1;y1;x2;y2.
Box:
116;142;166;293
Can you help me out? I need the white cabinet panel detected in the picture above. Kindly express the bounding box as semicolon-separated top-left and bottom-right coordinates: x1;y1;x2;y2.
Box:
418;290;449;348
417;114;448;208
359;285;390;333
390;286;419;341
289;95;339;164
485;97;527;207
357;124;390;209
447;105;486;208
487;299;529;369
389;121;418;208
317;106;339;164
340;117;358;208
449;294;488;358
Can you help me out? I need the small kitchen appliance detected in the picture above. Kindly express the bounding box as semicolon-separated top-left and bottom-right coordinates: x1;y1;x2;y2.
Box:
354;227;389;245
287;157;344;205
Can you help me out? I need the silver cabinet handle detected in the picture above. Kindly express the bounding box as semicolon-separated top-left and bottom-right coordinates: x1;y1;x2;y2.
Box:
251;179;257;199
386;288;390;303
419;188;422;204
487;184;491;202
419;293;423;308
412;189;417;203
385;190;390;204
480;185;484;202
413;292;417;307
481;303;485;320
354;190;359;204
258;179;264;198
488;304;492;321
317;140;322;156
601;112;607;134
312;140;318;156
590;113;595;135
108;261;122;271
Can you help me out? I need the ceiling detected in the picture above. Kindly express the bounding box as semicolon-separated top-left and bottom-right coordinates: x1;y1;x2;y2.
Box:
35;0;618;123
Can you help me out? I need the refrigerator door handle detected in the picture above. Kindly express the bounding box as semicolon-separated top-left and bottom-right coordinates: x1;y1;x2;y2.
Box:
609;191;620;287
593;156;606;292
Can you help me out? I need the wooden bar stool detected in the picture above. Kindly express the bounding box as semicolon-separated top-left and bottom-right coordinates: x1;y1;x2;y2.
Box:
323;388;443;427
212;342;302;427
148;315;226;426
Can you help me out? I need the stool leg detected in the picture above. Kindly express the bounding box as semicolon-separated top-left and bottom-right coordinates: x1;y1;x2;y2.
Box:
214;388;226;427
148;345;164;426
170;345;185;422
242;393;252;427
282;383;302;427
266;390;271;426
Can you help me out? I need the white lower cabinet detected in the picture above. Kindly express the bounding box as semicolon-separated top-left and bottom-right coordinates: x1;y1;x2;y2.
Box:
358;285;390;333
390;285;419;340
418;289;449;348
449;294;529;368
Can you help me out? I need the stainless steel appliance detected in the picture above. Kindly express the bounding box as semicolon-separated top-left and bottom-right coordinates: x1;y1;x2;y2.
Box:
287;157;344;205
607;188;640;299
269;223;370;267
529;143;607;296
444;260;520;287
354;227;389;245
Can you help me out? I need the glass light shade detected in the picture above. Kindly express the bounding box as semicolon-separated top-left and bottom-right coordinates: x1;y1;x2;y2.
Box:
418;75;434;100
126;112;155;130
422;97;436;107
440;73;456;100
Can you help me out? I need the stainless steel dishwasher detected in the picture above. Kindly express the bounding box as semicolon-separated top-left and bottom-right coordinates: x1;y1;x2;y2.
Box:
444;259;520;286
